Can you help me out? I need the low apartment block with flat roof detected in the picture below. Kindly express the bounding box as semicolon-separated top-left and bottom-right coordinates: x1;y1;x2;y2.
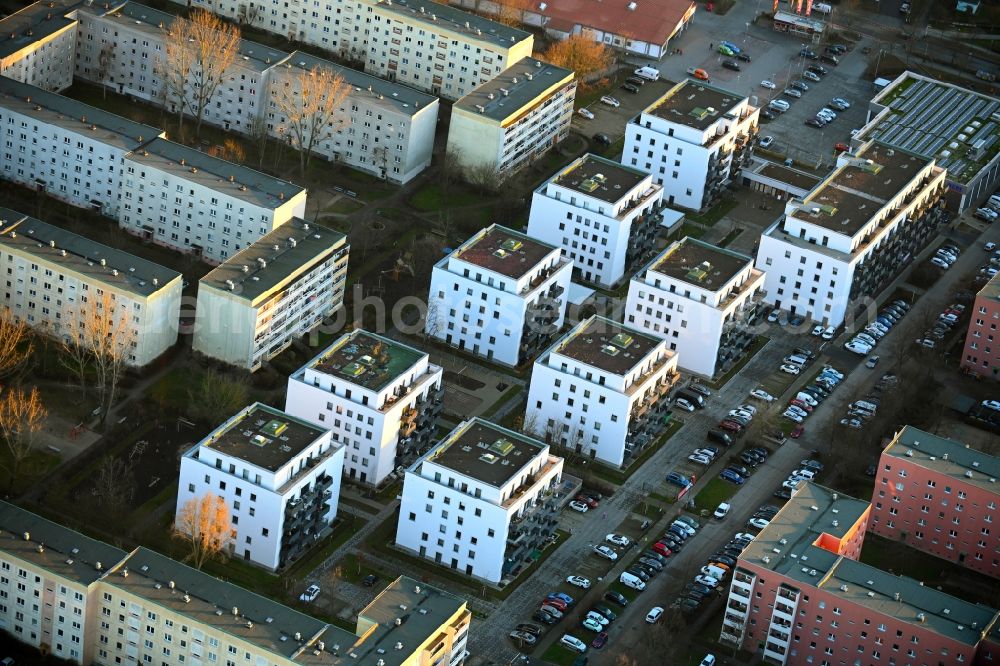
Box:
961;271;1000;377
0;209;182;366
285;329;444;486
120;138;307;264
427;224;571;366
625;237;765;378
756;141;948;327
527;154;664;288
0;76;164;217
525;315;680;468
0;502;127;665
266;52;439;185
720;482;1000;666
193;218;348;371
0;0;78;92
0;502;473;666
395;418;564;584
869;426;1000;580
176;403;344;570
447;57;574;177
622;79;758;212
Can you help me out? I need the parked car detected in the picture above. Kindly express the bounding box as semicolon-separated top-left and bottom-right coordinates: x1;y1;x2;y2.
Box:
604;591;629;607
577;108;595;119
645;607;664;624
780;363;801;375
803;70;821;82
761;79;776;89
600;95;620;107
720;469;745;485
592;133;611;146
714;502;731;518
666;471;692;487
593;545;618;561
559;634;588;653
567;575;591;589
721;60;741;71
759;135;775;149
299;584;321;602
510;630;537;645
606;533;631;547
569;500;589;513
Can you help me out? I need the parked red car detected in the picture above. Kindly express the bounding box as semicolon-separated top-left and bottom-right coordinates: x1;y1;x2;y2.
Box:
718;420;743;432
652;542;673;557
834;142;850;153
790;425;805;439
543;597;567;612
575;494;599;509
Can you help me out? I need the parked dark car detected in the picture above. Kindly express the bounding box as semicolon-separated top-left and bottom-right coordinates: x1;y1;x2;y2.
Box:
605;590;629;607
807;64;828;75
737;52;751;62
800;48;818;59
688;383;713;397
532;610;556;625
592;603;618;621
621;83;640;94
592;133;611;146
722;60;741;71
362;574;378;587
626;76;645;86
820;54;839;65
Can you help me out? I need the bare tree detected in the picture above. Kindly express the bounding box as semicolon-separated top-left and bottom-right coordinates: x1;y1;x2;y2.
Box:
0;311;32;382
158;10;241;138
97;42;116;100
174;492;232;570
188;369;250;424
0;385;47;492
94;456;135;519
72;292;137;424
271;64;351;176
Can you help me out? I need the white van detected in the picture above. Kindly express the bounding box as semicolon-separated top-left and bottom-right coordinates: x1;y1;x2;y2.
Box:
813;2;832;13
702;564;729;580
784;354;809;366
634;66;660;81
620;571;646;591
854;400;878;412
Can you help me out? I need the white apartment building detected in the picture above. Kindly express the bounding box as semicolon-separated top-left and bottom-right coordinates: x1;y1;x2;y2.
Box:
0;502;128;665
0;0;78;92
395;418;564;583
447;57;574;177
285;329;444;486
267;51;439;184
0;209;182;366
176;0;534;100
176;403;344;570
626;237;765;378
525;315;681;468
120;137;307;264
0;76;164;218
193;218;349;371
0;501;472;666
756;141;948;327
426;224;572;367
527;153;665;288
74;2;290;136
623;79;758;212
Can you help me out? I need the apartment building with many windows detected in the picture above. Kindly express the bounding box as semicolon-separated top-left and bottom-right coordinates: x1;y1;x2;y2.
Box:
756;141;948;327
960;271;1000;377
525;315;680;468
622;79;758;212
0;0;78;92
395;418;564;584
285;329;444;486
120;137;306;264
73;2;289;136
527;154;664;288
176;403;344;571
266;51;439;184
0;209;182;366
426;224;572;367
719;482;1000;666
193;218;348;371
0;502;473;666
447;57;574;178
625;237;765;378
869;426;1000;580
0;502;127;665
0;76;164;217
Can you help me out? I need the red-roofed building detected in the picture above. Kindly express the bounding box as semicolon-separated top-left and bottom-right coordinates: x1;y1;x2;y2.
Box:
451;0;695;58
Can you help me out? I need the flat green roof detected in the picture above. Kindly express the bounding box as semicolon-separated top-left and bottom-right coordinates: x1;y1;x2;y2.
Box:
199;218;346;302
306;330;426;392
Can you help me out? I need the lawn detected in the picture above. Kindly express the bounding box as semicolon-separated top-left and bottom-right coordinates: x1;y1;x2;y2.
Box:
409;183;481;211
336;552;385;585
674;222;705;240
541;642;582;666
693;478;738;513
686;198;738;227
0;449;61;496
327;198;365;215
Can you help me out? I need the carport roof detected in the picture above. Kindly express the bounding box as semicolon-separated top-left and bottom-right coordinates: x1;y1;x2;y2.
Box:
645;80;745;131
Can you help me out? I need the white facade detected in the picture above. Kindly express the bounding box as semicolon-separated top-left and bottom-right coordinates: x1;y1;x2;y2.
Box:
193;218;348;371
427;224;572;366
266;52;439;184
176;403;344;571
0;76;165;218
0;0;78;92
527;153;664;288
756;141;948;326
623;80;758;212
0;210;182;366
525;315;680;468
120;137;307;264
285;330;444;487
395;418;564;583
625;237;765;378
177;0;534;101
447;57;575;177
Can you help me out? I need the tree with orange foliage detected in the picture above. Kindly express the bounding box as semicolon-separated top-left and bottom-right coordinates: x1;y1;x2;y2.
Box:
0;385;47;492
174;493;232;570
0;311;32;382
542;34;614;83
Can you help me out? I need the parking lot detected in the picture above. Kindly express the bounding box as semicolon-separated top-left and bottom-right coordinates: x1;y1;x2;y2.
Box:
572;75;676;145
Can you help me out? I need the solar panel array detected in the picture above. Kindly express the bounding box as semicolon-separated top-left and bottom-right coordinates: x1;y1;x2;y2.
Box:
869;78;1000;183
